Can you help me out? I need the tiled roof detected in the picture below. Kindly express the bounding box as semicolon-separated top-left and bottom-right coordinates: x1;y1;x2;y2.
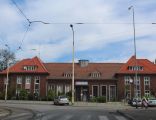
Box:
44;63;123;80
118;56;156;74
0;56;49;74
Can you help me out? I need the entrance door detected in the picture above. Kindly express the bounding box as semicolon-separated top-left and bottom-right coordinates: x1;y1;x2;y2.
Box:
75;86;89;101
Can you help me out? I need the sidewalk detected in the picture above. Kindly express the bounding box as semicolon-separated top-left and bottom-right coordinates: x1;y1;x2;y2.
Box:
0;100;132;110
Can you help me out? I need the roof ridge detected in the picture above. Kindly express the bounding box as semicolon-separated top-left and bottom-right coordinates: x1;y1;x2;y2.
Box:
34;56;49;73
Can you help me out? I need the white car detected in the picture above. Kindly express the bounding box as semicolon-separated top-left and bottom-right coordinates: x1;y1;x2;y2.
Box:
148;99;156;107
131;98;142;107
54;96;69;105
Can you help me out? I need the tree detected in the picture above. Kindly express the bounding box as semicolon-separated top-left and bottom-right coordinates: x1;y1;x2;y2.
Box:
0;48;16;71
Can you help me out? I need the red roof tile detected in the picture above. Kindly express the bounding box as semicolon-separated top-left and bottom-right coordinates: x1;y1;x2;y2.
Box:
0;56;49;74
44;63;123;80
118;56;156;74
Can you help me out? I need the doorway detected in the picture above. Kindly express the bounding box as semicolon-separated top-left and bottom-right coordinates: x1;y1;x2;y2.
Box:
75;86;89;101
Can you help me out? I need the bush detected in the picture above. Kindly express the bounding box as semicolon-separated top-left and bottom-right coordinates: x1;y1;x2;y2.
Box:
66;91;72;101
90;96;97;102
19;89;28;100
97;96;106;103
47;90;55;101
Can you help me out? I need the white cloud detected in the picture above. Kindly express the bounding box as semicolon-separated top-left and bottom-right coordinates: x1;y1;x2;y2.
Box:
0;0;156;62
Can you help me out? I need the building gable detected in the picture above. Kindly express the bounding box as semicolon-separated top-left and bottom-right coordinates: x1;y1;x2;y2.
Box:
118;56;156;74
0;56;49;74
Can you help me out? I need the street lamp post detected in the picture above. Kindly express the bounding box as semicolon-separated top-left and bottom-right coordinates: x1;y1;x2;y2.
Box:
70;24;75;105
129;6;138;98
4;44;10;102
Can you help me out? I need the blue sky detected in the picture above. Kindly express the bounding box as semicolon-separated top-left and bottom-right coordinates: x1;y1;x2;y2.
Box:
0;0;156;63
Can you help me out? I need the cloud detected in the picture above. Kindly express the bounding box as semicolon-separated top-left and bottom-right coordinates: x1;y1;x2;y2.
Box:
0;0;156;63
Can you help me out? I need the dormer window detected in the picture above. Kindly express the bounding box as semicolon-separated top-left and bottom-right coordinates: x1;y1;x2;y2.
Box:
63;72;72;77
90;72;101;78
128;66;143;71
23;65;38;71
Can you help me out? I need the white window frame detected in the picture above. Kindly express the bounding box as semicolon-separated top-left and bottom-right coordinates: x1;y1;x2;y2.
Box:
17;76;22;84
25;76;31;84
124;76;131;85
144;76;150;97
109;85;116;101
56;84;64;95
92;85;99;97
34;76;40;84
34;76;40;95
100;85;107;101
65;84;71;94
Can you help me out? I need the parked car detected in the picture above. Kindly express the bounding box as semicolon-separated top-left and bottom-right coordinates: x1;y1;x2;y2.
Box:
131;98;142;107
148;98;156;107
54;96;69;105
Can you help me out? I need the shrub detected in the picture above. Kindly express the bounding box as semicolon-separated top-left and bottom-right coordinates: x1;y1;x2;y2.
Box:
97;96;106;103
90;96;97;102
19;89;28;100
66;91;72;101
47;90;55;101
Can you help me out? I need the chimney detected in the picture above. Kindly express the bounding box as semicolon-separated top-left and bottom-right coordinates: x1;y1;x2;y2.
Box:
79;60;89;67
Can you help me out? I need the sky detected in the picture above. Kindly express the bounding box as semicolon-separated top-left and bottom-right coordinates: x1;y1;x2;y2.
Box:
0;0;156;63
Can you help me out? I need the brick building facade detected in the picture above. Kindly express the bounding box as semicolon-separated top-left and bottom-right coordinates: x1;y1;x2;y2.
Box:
0;56;156;101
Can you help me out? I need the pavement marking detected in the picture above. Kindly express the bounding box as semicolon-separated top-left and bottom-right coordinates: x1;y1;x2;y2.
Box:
99;115;109;120
3;113;30;119
114;115;127;120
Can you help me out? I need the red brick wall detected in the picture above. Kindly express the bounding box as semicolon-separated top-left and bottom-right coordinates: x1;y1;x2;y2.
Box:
117;74;156;100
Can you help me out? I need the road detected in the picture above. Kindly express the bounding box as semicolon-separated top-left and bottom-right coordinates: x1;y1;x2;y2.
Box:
0;103;129;120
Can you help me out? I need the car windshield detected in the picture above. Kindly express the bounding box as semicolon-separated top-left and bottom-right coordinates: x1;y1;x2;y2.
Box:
60;96;67;99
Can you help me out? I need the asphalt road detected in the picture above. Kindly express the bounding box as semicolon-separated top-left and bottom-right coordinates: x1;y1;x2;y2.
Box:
0;104;129;120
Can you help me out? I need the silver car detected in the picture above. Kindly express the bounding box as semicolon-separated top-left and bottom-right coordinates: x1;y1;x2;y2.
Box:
54;96;69;105
148;98;156;107
131;98;142;107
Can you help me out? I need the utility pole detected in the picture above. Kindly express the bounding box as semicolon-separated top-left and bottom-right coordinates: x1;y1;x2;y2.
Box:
129;6;138;98
4;44;10;102
70;24;75;105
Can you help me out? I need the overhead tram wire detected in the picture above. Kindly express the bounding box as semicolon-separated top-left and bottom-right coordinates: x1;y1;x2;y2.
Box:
11;0;50;51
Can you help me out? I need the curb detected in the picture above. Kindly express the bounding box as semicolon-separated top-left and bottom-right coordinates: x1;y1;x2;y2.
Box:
116;110;136;120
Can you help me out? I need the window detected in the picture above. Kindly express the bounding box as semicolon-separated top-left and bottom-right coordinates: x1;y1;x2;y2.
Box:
109;85;116;101
23;65;38;71
25;76;31;84
92;85;99;97
128;66;143;71
101;85;107;97
124;76;131;85
34;76;40;95
57;84;64;94
144;77;150;85
65;84;71;94
91;72;101;78
145;90;150;97
35;76;40;84
48;84;55;91
17;76;22;84
64;73;72;77
144;76;150;97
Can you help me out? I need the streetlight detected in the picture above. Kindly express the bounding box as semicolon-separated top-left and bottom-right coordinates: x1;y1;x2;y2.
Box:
4;44;10;102
128;6;138;98
70;24;75;105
